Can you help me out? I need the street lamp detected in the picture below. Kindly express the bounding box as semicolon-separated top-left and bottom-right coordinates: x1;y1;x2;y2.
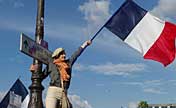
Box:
28;0;45;108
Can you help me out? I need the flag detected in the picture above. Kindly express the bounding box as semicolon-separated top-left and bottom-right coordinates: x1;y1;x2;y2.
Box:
105;0;176;66
0;78;29;108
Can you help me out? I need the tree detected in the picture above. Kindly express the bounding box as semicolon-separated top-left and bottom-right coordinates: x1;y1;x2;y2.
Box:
138;101;149;108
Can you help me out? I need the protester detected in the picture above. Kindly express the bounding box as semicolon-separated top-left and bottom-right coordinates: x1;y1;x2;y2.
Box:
30;40;91;108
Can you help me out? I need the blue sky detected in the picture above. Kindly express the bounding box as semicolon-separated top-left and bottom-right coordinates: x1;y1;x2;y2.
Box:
1;0;176;108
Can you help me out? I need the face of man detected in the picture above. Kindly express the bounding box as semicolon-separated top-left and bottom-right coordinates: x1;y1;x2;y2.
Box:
58;52;66;61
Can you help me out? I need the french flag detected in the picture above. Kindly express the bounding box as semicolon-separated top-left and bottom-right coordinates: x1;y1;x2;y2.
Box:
105;0;176;66
0;79;29;108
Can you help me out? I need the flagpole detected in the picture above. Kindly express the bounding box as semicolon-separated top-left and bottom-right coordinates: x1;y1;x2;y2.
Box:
90;0;107;41
90;24;106;41
90;0;128;41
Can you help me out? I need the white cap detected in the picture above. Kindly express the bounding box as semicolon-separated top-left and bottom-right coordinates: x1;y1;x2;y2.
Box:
52;48;65;58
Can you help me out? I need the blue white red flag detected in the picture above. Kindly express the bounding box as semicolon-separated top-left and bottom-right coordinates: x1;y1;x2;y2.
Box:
105;0;176;66
0;78;29;108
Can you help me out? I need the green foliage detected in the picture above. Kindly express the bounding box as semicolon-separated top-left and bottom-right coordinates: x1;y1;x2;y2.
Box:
138;101;149;108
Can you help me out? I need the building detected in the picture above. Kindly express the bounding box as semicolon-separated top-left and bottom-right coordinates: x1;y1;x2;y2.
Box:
149;104;176;108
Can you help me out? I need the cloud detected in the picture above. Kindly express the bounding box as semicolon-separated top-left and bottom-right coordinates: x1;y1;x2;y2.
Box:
121;79;176;94
128;101;138;108
69;94;92;108
0;92;92;108
79;0;110;24
74;62;146;76
79;0;110;36
151;0;176;21
144;80;162;87
121;82;143;86
143;88;167;94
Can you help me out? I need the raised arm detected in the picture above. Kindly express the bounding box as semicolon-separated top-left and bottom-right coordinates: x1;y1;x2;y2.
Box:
69;40;91;66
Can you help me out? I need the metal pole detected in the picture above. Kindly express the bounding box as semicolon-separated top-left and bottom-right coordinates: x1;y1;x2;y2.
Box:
28;0;45;108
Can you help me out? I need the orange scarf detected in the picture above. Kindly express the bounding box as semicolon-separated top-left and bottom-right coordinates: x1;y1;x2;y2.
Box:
53;59;70;81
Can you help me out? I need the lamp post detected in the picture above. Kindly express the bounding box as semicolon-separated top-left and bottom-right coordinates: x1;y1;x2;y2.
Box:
28;0;45;108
